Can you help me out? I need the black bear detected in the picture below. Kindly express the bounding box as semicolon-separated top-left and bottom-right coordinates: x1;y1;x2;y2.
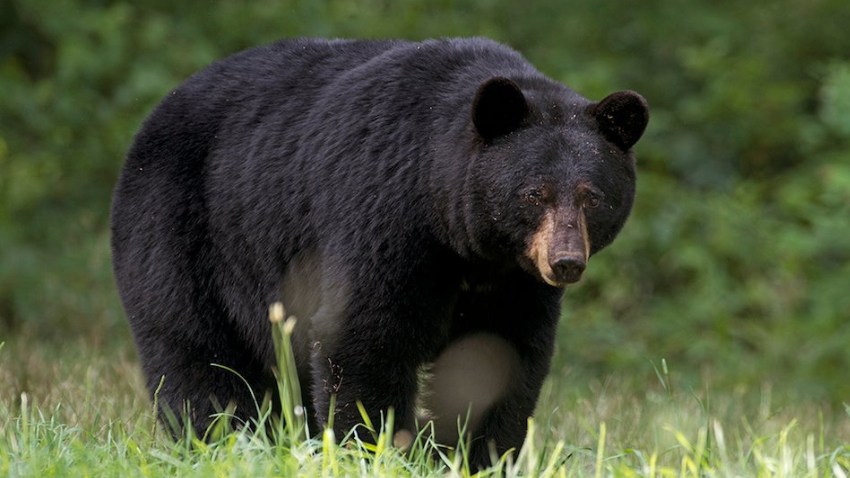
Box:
111;37;648;466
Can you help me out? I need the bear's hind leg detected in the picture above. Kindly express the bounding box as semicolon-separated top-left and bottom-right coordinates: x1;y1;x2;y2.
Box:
135;315;276;439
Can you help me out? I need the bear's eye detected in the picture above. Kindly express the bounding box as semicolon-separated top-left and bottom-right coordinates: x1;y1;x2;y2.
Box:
526;190;542;206
585;192;601;208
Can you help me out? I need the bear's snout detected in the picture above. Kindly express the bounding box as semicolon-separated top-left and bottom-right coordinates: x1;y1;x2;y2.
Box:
525;207;590;287
549;253;586;284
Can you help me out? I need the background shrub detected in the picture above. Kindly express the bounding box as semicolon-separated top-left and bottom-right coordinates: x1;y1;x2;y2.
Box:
1;0;848;402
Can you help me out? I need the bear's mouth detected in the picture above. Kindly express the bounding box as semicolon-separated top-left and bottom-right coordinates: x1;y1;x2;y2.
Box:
539;263;583;288
540;271;569;288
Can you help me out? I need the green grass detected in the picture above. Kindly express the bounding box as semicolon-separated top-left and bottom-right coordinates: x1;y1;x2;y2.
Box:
1;328;849;477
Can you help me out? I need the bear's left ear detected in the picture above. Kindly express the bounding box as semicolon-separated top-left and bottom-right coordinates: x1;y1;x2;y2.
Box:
472;77;529;141
587;91;649;150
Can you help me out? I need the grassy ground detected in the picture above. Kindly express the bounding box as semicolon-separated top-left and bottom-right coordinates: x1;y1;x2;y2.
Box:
1;333;849;477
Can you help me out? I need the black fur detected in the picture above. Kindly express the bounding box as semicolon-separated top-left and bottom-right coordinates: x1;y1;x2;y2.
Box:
111;37;648;467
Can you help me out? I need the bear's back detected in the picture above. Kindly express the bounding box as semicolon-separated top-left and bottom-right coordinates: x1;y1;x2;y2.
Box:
112;37;541;285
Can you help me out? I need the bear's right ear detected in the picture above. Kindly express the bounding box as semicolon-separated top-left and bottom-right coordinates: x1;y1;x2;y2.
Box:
472;77;529;141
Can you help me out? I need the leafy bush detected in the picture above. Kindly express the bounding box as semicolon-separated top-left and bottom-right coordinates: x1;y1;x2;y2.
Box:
1;0;848;399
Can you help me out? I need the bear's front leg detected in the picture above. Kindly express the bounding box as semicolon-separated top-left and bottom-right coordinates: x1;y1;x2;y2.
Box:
307;271;454;444
425;272;563;469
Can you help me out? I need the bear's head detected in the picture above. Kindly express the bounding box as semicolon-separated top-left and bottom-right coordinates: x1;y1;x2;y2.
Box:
468;76;649;287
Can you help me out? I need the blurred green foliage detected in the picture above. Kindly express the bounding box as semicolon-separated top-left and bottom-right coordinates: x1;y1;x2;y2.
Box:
1;1;848;400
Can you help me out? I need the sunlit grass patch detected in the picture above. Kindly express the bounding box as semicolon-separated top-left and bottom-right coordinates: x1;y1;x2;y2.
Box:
1;328;849;477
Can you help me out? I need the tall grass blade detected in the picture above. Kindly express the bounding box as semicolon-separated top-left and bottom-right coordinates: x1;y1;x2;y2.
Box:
269;302;307;444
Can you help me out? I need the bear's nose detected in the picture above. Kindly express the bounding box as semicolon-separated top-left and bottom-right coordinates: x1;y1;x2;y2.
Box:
550;254;586;284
